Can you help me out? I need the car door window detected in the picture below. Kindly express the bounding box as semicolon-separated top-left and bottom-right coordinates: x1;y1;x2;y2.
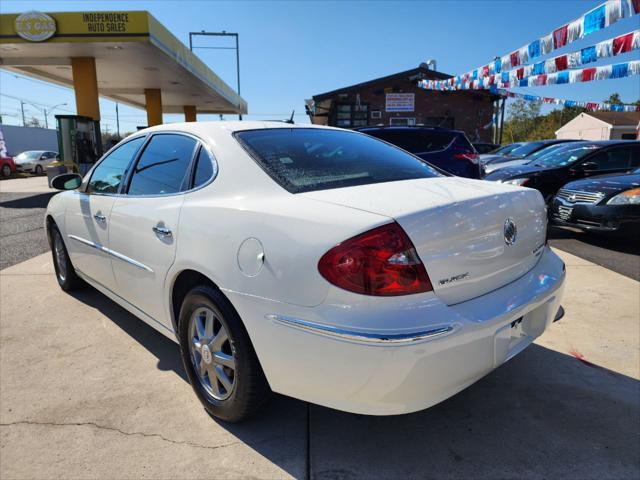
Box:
604;148;633;169
127;134;197;196
87;137;145;194
192;146;216;188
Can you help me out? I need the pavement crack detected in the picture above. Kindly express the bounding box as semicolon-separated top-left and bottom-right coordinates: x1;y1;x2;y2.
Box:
0;420;241;451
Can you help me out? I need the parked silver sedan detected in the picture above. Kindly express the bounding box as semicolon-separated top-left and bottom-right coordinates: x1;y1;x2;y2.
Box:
14;150;58;174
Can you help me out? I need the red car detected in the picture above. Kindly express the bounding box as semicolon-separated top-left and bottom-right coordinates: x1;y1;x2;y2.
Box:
0;156;16;178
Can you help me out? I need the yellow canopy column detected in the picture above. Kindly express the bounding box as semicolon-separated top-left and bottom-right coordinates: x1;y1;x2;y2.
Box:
183;105;197;122
71;57;100;121
144;88;163;126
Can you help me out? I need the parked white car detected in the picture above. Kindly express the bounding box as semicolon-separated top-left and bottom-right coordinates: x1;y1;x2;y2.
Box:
14;150;58;174
46;122;565;422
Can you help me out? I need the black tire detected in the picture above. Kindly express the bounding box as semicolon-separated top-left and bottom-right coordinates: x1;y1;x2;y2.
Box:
178;285;271;422
1;164;11;177
35;165;43;175
50;225;84;291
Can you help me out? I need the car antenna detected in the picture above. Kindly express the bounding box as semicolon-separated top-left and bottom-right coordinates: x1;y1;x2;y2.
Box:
284;110;295;124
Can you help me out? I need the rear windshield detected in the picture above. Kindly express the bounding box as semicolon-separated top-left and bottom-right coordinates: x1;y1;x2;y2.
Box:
235;128;442;193
492;143;524;155
507;141;548;157
531;144;601;168
362;129;456;154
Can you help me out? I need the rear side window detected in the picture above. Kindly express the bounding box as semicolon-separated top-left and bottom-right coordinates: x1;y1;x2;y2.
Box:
235;128;442;193
364;130;455;154
127;134;197;196
192;147;216;188
87;137;145;194
590;146;638;169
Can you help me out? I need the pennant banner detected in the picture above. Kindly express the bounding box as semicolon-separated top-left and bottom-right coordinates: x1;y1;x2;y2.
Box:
494;88;640;112
425;0;639;91
419;59;640;91
421;30;640;91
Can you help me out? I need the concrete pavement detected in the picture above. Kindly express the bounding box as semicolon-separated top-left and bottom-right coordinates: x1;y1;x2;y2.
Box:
0;249;638;479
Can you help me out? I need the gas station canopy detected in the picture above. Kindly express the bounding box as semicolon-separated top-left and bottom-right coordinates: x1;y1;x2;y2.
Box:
0;10;247;120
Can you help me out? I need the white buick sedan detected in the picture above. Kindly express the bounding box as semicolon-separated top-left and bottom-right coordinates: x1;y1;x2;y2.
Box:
46;122;565;422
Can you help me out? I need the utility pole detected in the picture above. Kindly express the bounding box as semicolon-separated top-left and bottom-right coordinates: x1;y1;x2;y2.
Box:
115;102;120;138
189;31;242;120
43;108;48;129
20;101;26;126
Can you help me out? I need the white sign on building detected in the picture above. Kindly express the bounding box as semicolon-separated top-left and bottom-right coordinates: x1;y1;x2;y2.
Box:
385;93;414;112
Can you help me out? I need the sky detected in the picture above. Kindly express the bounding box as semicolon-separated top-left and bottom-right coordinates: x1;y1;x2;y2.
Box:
1;0;639;134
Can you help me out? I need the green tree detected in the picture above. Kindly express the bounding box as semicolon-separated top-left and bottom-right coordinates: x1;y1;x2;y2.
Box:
503;99;541;143
605;92;622;105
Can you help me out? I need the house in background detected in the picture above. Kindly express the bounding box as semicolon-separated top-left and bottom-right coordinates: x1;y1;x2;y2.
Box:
305;64;500;142
556;111;640;141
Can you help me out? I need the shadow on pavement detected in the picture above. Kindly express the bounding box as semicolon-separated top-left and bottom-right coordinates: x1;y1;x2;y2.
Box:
549;225;640;256
0;192;56;209
70;284;640;480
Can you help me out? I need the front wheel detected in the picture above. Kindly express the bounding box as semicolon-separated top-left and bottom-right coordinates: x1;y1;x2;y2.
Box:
178;285;271;422
1;164;11;177
50;226;84;291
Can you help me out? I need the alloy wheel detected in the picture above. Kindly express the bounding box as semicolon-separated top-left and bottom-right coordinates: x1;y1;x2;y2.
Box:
1;165;10;177
52;231;68;283
188;306;236;401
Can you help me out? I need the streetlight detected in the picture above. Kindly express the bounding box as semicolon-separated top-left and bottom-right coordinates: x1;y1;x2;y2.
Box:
19;101;67;129
44;103;67;129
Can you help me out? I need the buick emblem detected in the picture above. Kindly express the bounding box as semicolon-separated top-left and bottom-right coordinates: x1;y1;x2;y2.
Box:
503;218;517;246
569;194;577;202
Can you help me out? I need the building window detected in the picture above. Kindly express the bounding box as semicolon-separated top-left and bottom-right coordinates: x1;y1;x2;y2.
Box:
371;110;381;119
389;117;416;126
335;103;368;128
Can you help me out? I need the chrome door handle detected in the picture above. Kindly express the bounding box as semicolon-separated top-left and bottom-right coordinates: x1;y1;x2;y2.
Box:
152;225;172;238
93;214;106;222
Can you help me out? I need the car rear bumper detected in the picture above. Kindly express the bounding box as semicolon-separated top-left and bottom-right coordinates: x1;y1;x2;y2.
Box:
550;198;640;233
226;246;566;415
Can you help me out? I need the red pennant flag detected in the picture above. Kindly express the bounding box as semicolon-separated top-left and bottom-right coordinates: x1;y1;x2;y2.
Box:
582;68;596;81
555;55;568;71
516;68;525;79
538;74;547;85
553;25;568;49
586;103;599;111
613;33;634;55
510;51;520;67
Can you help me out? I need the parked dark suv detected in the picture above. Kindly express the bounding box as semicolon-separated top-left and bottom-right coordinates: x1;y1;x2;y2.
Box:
356;126;480;178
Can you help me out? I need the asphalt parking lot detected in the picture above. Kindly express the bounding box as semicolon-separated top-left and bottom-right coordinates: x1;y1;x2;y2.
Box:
0;176;639;479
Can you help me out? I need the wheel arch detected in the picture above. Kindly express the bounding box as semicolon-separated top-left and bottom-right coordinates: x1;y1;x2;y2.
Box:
170;269;237;335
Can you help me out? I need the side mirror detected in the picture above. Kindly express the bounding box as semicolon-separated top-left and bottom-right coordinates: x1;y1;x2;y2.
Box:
51;173;82;191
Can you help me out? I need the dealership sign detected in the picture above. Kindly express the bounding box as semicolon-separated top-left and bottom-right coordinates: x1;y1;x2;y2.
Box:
385;93;414;112
15;11;56;42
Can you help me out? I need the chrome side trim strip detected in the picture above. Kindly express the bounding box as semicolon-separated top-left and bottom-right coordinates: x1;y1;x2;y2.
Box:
68;234;153;273
266;314;454;344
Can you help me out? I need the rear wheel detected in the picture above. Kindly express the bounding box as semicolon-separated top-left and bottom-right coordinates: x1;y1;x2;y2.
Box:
178;285;270;422
35;165;43;175
50;226;84;291
1;164;11;177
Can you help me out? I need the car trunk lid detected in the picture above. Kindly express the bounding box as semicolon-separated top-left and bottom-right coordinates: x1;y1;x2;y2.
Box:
301;177;547;304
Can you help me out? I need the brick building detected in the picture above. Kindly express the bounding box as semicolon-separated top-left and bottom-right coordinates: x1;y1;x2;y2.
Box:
306;64;501;142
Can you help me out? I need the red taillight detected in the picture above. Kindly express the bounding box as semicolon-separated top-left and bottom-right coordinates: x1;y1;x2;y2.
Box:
318;222;433;296
454;153;479;164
